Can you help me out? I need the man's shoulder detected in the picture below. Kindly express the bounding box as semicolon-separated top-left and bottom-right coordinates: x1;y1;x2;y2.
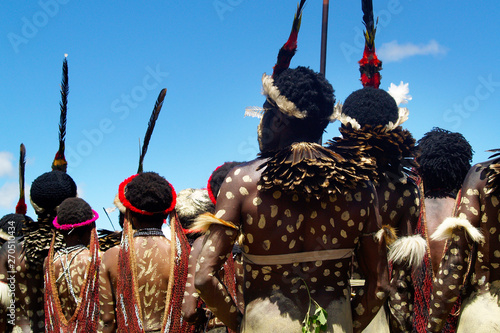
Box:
101;245;120;264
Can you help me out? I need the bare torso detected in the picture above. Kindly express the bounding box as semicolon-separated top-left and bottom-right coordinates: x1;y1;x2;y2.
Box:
425;197;456;276
102;235;171;331
50;247;91;320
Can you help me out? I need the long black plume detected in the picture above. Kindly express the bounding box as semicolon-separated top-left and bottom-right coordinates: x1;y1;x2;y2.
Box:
138;88;167;173
59;56;68;153
361;0;376;49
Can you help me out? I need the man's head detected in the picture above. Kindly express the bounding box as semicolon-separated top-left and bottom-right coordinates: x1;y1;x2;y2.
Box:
207;161;242;204
258;66;335;153
0;213;33;239
117;172;176;228
30;170;77;218
55;197;96;243
340;87;399;128
417;127;473;198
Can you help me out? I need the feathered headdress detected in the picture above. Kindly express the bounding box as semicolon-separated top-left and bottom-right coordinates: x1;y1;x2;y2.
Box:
272;0;306;78
113;88;168;214
137;88;167;173
245;0;307;120
52;56;69;172
359;0;382;88
15;143;27;215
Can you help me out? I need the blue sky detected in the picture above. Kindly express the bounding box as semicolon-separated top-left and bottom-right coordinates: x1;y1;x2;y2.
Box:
1;1;499;229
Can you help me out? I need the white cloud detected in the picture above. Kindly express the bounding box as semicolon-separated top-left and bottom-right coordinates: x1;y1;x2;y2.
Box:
378;40;448;63
0;152;15;178
0;182;18;210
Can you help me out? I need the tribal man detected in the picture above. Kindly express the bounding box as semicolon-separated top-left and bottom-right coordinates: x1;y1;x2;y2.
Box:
100;171;190;332
417;128;473;276
44;197;100;332
415;127;473;332
194;64;390;332
182;162;244;332
328;86;423;332
428;149;500;332
326;1;423;330
0;170;77;332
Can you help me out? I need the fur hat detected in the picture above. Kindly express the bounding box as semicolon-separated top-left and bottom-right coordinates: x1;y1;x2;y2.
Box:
175;188;214;229
30;170;77;213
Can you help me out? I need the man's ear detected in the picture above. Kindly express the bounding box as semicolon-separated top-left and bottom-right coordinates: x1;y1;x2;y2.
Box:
271;110;288;132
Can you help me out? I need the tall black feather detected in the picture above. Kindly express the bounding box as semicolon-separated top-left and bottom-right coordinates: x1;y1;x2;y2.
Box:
137;88;167;173
361;0;375;49
16;143;27;215
52;56;69;171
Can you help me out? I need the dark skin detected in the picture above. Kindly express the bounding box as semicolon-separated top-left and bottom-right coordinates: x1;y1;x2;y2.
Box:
428;161;500;332
99;211;171;333
425;197;457;276
195;109;390;332
182;235;245;329
43;224;93;321
0;214;54;333
374;172;421;332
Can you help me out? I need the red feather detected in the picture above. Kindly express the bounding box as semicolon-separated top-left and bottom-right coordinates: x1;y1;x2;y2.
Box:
272;0;306;77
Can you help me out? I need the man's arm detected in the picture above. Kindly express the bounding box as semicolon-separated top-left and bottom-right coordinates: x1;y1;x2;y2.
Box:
182;236;208;326
428;169;484;332
352;186;390;333
194;168;244;331
99;249;117;333
387;183;423;332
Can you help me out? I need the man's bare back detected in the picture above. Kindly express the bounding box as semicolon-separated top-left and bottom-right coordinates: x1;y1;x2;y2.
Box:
196;159;389;332
100;235;171;332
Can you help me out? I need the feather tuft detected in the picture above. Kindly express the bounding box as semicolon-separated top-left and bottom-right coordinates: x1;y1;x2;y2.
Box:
388;234;427;269
244;106;265;119
431;217;485;244
189;213;238;234
138;88;167;173
374;224;398;246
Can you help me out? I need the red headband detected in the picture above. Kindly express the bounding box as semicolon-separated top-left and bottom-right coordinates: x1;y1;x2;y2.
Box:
53;209;99;230
207;165;222;205
118;174;177;216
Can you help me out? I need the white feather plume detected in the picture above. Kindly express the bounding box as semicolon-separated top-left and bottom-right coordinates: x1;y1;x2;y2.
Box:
388;81;412;106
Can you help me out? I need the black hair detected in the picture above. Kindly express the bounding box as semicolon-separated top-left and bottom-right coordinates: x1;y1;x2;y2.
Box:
30;170;77;213
57;197;93;226
209;162;242;199
416;127;473;198
342;87;399;127
125;172;174;214
272;66;335;138
0;213;32;237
